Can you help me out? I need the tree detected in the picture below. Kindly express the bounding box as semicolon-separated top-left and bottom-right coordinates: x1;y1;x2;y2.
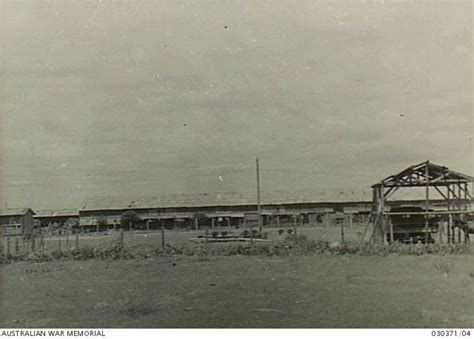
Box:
120;211;142;230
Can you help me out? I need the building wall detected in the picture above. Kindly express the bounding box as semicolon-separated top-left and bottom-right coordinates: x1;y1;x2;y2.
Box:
21;211;34;235
77;199;447;229
35;216;79;227
78;202;366;228
0;211;34;236
0;215;23;235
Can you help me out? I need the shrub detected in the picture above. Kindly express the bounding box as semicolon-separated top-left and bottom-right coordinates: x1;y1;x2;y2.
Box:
278;229;284;235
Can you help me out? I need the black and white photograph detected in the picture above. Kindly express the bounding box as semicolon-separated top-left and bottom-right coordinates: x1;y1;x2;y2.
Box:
0;0;472;332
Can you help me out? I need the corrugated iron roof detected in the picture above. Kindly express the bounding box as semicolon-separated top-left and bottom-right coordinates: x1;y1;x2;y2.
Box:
81;188;442;212
34;209;79;218
343;206;372;213
0;208;35;217
81;190;373;211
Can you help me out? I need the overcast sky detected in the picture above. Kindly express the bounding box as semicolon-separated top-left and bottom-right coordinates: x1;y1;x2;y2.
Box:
0;0;472;210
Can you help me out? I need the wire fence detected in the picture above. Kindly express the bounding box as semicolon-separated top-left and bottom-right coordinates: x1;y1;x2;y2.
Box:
0;220;368;259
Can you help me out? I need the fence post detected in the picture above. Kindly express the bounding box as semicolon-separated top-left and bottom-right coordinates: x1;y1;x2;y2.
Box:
293;216;298;243
40;232;45;255
6;233;11;257
161;222;166;248
119;228;124;252
75;229;79;248
31;231;36;253
65;229;69;251
340;220;345;244
58;229;62;253
15;237;19;256
250;222;254;244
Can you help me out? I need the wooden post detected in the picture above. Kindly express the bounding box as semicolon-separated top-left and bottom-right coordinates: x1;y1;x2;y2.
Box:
6;233;11;257
276;215;280;228
146;220;150;232
96;222;99;234
119;228;124;251
58;230;62;253
340;218;345;243
211;217;215;229
293;216;298;243
31;231;36;253
447;185;451;244
349;214;353;228
389;219;394;243
448;214;453;244
41;232;45;255
463;182;468;243
75;230;79;248
205;226;209;243
424;162;430;244
457;224;461;243
15;237;19;255
161;221;165;248
379;185;386;244
249;221;254;244
256;157;262;232
65;229;69;251
438;221;443;244
194;217;199;230
457;183;462;243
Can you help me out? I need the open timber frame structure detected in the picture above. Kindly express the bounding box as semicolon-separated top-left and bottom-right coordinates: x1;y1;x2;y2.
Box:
370;161;473;244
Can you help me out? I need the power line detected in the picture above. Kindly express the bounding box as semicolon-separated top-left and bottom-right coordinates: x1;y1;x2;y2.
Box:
260;168;375;177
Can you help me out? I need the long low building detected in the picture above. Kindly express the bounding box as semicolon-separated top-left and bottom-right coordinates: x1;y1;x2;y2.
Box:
78;191;450;230
79;191;367;230
34;209;79;227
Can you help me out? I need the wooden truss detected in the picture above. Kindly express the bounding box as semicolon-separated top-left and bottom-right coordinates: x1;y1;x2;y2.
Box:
369;161;472;244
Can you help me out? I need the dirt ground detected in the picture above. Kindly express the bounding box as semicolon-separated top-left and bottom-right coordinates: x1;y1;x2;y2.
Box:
1;254;473;328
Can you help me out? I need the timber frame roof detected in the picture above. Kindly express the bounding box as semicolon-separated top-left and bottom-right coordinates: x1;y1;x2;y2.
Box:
371;161;473;188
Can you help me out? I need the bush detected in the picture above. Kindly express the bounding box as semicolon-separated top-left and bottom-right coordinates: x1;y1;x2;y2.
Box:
278;229;284;235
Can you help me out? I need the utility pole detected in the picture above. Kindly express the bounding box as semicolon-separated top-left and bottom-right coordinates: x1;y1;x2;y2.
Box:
256;157;262;232
425;161;430;244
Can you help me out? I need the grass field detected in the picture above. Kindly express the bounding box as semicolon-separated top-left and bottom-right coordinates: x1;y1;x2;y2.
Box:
1;254;473;328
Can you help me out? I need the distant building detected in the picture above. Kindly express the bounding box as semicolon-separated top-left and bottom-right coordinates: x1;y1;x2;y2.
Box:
0;208;35;236
78;191;374;230
34;209;79;227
